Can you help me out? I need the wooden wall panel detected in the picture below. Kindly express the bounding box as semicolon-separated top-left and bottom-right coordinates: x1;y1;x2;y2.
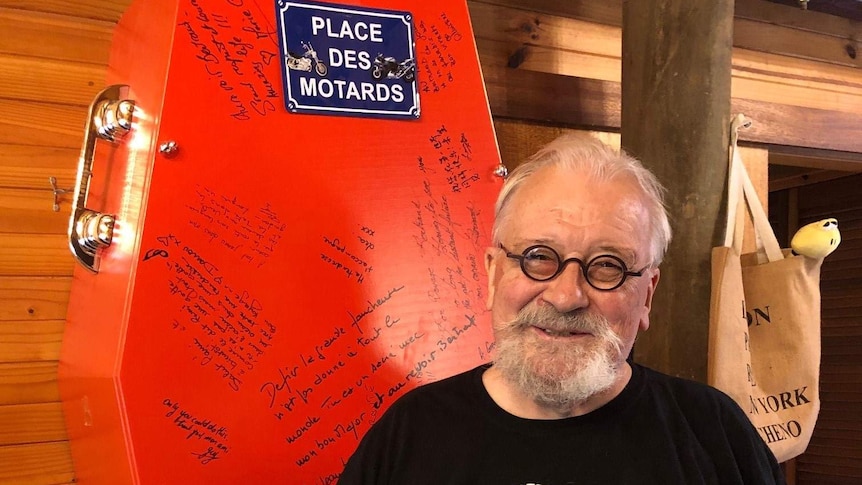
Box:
0;442;74;485
0;0;128;22
0;145;78;190
0;321;63;363
0;5;112;483
0;7;113;63
0;402;67;446
0;277;71;322
781;173;862;483
0;363;60;406
0;235;73;277
0;100;89;148
0;189;68;235
0;54;105;107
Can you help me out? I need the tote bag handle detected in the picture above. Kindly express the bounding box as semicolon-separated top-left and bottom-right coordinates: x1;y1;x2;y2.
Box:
724;114;784;263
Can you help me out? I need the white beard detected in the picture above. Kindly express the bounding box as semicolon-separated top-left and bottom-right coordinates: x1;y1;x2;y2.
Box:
492;304;624;413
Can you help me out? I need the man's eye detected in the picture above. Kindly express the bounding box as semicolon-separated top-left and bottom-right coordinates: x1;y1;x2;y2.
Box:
593;260;621;269
524;248;557;262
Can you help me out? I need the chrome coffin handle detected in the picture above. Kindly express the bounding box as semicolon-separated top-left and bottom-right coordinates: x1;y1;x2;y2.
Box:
69;85;135;273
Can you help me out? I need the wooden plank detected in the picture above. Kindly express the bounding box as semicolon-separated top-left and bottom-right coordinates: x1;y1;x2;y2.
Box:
797;173;862;209
474;0;862;69
731;49;862;114
469;2;621;57
0;0;129;23
0;99;88;148
0;7;113;64
0;402;67;445
482;67;620;130
0;188;68;235
0;54;105;106
0;145;78;190
0;362;59;406
733;97;862;153
769;169;857;192
734;0;862;41
733;17;861;69
0;234;73;277
0;441;73;485
769;151;862;172
470;3;862;114
492;119;620;170
0;321;63;363
0;277;71;322
470;0;622;27
476;37;620;83
621;0;735;382
480;63;862;154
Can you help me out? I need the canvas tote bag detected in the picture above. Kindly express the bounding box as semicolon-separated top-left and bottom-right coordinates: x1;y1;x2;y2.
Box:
708;115;822;462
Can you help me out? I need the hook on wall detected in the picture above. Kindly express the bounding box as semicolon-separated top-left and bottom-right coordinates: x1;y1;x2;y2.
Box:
49;176;73;212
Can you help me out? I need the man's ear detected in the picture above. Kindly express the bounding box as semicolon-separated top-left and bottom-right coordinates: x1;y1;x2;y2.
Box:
639;267;660;332
484;247;499;311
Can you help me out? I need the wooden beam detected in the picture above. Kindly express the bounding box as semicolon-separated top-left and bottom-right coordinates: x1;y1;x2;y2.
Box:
620;0;735;381
470;0;622;27
734;0;862;42
479;64;862;155
484;68;620;130
733;16;861;69
768;169;856;192
768;149;862;169
733;97;862;153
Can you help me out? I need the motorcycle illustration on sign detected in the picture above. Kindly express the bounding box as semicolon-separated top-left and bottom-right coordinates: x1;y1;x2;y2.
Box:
285;40;328;77
371;53;415;83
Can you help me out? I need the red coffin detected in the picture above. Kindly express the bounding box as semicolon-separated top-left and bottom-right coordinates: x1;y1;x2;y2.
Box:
59;0;501;482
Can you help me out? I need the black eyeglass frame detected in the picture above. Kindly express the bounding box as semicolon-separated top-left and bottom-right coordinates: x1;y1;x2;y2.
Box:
501;244;647;291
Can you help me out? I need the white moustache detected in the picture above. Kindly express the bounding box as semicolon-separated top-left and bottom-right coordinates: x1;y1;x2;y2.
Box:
513;306;608;335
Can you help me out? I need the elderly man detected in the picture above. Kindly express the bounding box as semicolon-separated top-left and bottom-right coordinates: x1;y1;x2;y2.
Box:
339;134;784;484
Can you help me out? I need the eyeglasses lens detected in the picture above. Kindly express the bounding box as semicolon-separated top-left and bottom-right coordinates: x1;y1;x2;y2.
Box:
521;246;627;289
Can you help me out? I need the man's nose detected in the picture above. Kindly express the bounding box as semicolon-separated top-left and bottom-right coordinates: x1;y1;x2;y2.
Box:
540;263;590;313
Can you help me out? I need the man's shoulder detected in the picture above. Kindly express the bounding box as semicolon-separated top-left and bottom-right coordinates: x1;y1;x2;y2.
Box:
634;363;747;417
386;363;487;413
402;364;486;400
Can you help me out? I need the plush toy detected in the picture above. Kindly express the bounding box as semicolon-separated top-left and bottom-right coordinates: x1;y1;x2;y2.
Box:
791;218;841;259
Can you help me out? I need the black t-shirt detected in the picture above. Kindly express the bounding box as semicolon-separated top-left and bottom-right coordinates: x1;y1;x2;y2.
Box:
339;363;785;485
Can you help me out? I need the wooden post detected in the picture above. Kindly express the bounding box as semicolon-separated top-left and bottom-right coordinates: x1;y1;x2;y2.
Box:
620;0;735;382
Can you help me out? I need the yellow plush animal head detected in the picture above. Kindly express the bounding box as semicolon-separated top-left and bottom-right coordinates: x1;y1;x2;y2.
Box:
791;218;841;259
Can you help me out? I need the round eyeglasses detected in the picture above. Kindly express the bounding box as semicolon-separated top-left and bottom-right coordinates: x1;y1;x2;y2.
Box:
502;244;647;291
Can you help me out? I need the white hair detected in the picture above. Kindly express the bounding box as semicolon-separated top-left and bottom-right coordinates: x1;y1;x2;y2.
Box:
492;134;672;266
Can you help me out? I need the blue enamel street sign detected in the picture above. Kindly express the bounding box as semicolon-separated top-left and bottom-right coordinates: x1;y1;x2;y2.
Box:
276;0;420;119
